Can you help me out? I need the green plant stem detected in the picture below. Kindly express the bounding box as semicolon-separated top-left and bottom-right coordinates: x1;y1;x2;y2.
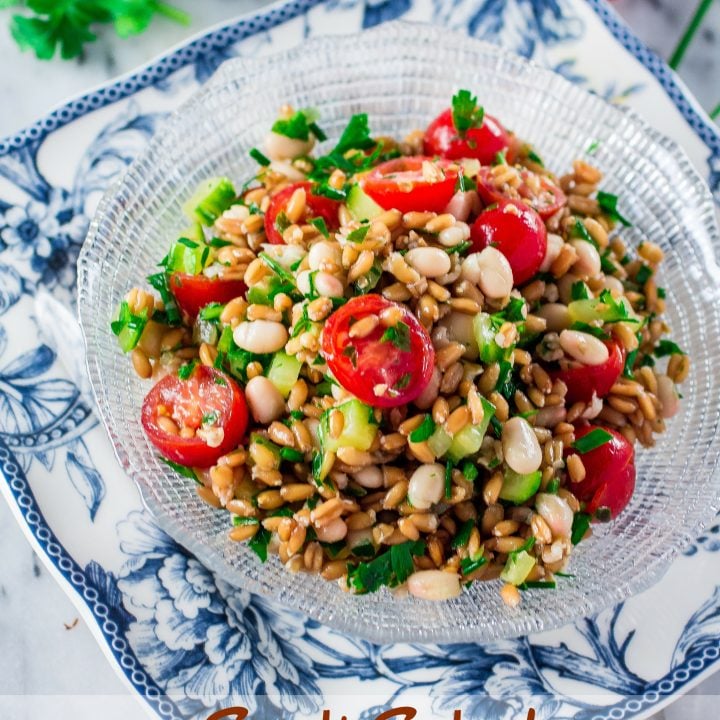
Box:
669;0;714;70
154;2;190;26
711;103;720;120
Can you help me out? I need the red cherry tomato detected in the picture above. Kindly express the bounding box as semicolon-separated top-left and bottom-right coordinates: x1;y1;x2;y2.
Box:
477;167;566;220
423;109;513;165
141;365;248;467
469;199;547;285
552;340;625;405
321;295;435;408
264;182;340;244
360;156;459;214
567;424;636;518
169;273;246;321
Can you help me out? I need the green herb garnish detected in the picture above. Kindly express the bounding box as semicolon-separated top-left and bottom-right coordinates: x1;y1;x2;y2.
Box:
597;191;632;227
159;457;198;482
346;540;425;594
572;428;613;454
409;415;436;443
451;520;474;549
346;225;370;243
380;321;410;351
570;321;609;340
177;360;197;381
571;512;592;545
571;281;591;301
451;89;484;136
654;339;685;357
249;147;271;166
309;217;330;238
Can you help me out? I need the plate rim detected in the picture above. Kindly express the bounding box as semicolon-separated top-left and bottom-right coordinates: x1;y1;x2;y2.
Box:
1;0;719;718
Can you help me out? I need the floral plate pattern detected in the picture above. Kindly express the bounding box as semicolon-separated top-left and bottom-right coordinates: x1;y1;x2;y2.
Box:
1;1;719;719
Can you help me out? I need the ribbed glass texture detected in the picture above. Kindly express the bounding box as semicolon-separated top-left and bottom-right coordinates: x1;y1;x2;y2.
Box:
78;23;720;643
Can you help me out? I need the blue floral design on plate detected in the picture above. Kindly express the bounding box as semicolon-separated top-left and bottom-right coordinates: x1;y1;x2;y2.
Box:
0;1;719;719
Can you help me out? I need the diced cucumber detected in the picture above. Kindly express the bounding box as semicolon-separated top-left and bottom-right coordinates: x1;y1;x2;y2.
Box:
267;352;302;398
319;399;377;453
499;468;542;504
446;396;495;463
568;295;638;325
500;550;536;586
473;312;507;363
346;183;383;222
182;177;236;225
179;222;205;243
110;301;148;353
427;426;452;458
167;237;212;275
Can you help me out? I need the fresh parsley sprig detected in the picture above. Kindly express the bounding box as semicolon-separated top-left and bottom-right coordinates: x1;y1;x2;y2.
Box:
7;0;190;61
451;89;484;137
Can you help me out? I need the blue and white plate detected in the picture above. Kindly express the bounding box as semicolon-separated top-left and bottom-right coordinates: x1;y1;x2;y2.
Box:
1;1;719;718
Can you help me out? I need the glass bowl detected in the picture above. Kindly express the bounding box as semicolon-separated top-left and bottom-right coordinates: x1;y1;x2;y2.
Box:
77;22;720;644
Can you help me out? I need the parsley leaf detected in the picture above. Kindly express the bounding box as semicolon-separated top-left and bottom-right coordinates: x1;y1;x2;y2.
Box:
342;345;358;368
346;225;370;243
597;191;632;227
347;540;425;593
571;281;591;301
572;428;613;454
451;519;474;549
409;415;436;443
451;89;484;136
9;0;189;61
571;512;592;545
272;110;311;140
248;527;271;562
654;339;685;357
249;147;270;166
309;217;329;238
159;457;198;483
380;321;410;351
570;321;609;340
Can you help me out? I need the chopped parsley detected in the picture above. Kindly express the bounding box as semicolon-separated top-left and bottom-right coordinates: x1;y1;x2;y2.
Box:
159;457;198;483
146;272;181;326
177;360;197;380
571;281;591;301
248;527;271;561
527;149;544;166
273;211;291;236
570;321;609;340
585;139;600;155
654;339;685;357
309;216;330;238
346;540;425;593
259;252;296;284
380;321;411;351
280;447;305;463
519;581;557;590
201;411;218;426
451;89;484;136
199;302;225;321
623;347;639;378
635;264;653;285
409;415;436;443
571;218;598;248
461;460;478;482
461;553;487;576
446;241;472;255
346;225;370;243
571;512;592;545
353;259;383;295
451;519;474;549
572;428;613;454
546;478;560;494
494;150;507;165
597;191;632;227
455;174;477;192
249;147;270;166
271;109;325;141
444;460;453;499
394;372;412;391
342;345;358;368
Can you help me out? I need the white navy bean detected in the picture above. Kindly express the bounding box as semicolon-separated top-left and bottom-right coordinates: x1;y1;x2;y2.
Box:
244;376;285;424
559;329;609;366
405;247;452;278
535;493;574;538
502;417;542;474
264;131;314;161
408;463;445;509
570;239;601;278
233;320;288;354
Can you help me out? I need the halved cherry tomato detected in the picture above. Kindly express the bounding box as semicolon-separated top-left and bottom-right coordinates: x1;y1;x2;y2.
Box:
264;181;340;244
360;156;459;214
552;339;625;405
477;167;566;220
320;295;435;408
141;365;248;467
423;109;513;166
567;424;636;518
169;273;246;321
469;199;547;285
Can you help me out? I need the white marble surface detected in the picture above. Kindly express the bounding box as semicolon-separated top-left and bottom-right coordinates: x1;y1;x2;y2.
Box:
0;0;718;718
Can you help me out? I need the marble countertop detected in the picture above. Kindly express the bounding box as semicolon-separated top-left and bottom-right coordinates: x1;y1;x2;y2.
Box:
0;1;718;718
